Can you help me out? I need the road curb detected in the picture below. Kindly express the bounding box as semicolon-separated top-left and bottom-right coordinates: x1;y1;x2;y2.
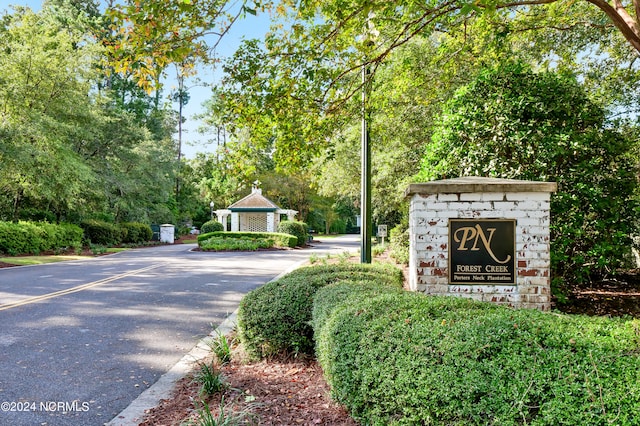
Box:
106;257;310;425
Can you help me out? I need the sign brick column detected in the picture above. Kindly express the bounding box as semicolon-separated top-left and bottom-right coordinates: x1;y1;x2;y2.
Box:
404;177;557;311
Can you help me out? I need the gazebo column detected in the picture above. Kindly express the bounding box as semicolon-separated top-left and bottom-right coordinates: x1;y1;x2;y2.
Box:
214;210;231;231
231;213;239;232
266;212;275;232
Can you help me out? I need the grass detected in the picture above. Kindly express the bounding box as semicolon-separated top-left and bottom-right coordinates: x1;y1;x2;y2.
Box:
106;247;130;253
0;246;132;266
0;255;94;266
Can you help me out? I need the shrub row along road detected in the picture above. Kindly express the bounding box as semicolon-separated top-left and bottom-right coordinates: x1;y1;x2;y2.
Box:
0;236;359;426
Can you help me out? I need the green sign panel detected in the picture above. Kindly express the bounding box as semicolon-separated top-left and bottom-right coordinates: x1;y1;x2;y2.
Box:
448;219;516;285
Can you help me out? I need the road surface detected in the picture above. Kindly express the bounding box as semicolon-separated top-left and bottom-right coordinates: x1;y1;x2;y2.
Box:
0;236;359;426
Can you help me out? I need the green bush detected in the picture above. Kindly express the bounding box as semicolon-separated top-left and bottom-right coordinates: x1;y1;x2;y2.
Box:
315;291;640;425
119;222;152;244
237;263;404;359
277;220;308;246
197;231;297;248
199;237;274;251
48;222;83;250
389;222;409;265
80;219;121;246
200;220;224;234
0;221;83;255
311;280;403;338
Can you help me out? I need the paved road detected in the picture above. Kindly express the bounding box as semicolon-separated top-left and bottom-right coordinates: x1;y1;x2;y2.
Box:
0;236;359;426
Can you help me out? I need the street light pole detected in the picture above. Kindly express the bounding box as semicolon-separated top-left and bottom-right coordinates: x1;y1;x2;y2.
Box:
360;62;372;264
210;201;215;220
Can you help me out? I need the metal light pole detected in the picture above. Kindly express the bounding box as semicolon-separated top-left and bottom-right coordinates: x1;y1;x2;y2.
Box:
360;62;372;264
210;201;215;220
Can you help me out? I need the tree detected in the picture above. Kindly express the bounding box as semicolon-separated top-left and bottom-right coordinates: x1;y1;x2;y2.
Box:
0;6;99;220
417;62;639;292
104;0;264;94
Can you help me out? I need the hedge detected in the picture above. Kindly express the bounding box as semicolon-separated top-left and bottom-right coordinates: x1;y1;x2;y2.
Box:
80;219;121;246
199;237;274;251
0;221;83;255
237;263;404;359
277;220;308;246
313;290;640;425
197;231;297;249
120;222;153;244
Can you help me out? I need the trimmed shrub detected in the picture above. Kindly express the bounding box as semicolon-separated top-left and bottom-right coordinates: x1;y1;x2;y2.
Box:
315;291;640;425
198;231;297;248
0;221;83;255
200;220;224;234
311;280;403;338
278;220;308;246
237;263;404;359
80;219;121;246
43;222;83;250
199;237;274;251
120;222;153;244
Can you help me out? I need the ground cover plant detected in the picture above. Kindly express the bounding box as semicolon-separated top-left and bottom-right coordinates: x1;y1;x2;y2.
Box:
199;236;274;251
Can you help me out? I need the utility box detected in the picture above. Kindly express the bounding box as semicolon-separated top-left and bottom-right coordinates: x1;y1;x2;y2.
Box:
160;224;175;244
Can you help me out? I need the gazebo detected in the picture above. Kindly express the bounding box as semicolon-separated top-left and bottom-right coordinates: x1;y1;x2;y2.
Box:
214;185;298;232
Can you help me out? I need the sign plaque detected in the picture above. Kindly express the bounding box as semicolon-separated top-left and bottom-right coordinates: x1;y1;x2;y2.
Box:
448;219;516;285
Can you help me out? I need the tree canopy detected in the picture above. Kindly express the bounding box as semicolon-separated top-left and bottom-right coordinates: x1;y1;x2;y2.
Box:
418;62;639;288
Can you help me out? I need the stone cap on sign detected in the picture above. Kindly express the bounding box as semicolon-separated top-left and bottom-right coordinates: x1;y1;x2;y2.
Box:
404;176;557;197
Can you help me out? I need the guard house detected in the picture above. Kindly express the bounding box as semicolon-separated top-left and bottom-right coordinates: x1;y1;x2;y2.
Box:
215;185;298;232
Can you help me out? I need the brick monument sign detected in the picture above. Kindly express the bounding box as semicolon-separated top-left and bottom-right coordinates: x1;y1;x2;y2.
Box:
404;176;557;311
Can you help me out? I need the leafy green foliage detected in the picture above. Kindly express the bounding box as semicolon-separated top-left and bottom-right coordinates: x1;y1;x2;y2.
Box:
80;220;121;246
119;222;153;244
197;231;297;249
388;222;409;266
200;220;224;234
0;6;181;226
311;280;403;341
208;330;234;366
237;263;404;360
418;63;639;289
315;290;640;425
194;362;227;396
199;237;273;251
0;221;83;255
277;220;308;247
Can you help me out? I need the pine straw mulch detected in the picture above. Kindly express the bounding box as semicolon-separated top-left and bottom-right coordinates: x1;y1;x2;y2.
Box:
139;344;358;426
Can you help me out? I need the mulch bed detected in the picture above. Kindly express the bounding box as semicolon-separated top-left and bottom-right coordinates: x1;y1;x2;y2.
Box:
139;352;357;426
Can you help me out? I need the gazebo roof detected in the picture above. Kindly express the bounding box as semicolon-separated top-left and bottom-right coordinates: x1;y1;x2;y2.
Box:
228;187;280;212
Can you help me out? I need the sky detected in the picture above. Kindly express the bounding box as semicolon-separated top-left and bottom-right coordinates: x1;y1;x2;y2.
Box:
0;0;272;158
